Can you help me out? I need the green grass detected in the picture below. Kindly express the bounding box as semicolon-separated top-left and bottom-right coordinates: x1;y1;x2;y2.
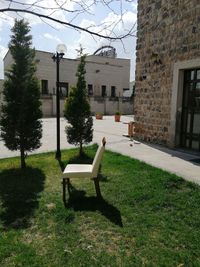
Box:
0;145;200;266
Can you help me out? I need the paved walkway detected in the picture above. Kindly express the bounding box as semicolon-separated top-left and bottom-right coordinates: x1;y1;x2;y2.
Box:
0;116;200;184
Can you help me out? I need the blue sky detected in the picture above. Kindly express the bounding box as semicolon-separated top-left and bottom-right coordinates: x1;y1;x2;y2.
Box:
0;0;137;81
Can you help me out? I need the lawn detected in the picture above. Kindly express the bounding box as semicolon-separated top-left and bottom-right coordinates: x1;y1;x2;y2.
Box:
0;145;200;266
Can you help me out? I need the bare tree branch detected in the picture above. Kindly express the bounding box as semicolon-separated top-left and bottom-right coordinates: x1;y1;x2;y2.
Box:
4;0;80;13
0;7;136;40
0;0;136;42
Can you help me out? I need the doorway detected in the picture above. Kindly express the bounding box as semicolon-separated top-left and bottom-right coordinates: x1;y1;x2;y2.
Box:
180;69;200;151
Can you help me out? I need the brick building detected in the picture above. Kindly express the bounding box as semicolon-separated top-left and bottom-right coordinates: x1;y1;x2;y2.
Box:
134;0;200;152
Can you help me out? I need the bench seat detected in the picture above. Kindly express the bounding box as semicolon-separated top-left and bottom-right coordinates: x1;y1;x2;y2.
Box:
63;164;93;178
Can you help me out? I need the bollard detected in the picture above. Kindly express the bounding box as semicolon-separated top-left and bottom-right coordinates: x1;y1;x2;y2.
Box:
128;122;135;138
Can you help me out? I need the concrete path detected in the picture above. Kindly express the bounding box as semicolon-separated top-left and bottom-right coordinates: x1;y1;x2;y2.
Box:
0;116;200;184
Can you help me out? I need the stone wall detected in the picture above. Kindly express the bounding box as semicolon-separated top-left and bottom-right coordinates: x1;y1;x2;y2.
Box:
42;95;133;117
41;96;53;117
134;0;200;146
89;96;133;115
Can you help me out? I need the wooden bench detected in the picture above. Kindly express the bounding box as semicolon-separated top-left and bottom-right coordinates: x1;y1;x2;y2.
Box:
62;138;106;205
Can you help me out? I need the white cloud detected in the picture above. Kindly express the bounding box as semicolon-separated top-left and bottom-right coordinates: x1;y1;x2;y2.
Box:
0;12;15;30
43;33;62;43
76;9;137;44
101;11;137;38
25;0;74;10
0;0;74;29
23;0;69;29
131;1;138;12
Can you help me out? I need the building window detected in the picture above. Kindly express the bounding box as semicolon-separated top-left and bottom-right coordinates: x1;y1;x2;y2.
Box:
41;80;48;95
88;84;93;96
59;82;68;97
180;69;200;151
111;86;116;97
101;85;106;97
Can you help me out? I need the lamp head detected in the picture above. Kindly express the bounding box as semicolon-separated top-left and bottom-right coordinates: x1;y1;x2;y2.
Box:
56;44;67;55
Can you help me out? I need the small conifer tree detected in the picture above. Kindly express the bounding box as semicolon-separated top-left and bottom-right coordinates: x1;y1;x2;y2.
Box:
0;19;42;169
64;52;93;156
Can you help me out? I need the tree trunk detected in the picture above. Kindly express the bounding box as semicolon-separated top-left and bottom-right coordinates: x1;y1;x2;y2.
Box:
20;145;26;169
79;141;83;157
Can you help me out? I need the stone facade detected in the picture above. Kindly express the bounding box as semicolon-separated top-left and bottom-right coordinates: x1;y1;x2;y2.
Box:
134;0;200;148
3;50;132;117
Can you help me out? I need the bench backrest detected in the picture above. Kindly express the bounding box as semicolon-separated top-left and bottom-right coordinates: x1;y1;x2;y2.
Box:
92;138;106;177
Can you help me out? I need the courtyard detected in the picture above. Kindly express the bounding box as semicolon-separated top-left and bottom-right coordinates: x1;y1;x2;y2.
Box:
0;116;199;184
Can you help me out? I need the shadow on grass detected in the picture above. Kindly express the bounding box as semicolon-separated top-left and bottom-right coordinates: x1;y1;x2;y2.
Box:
68;152;93;164
66;185;123;227
58;159;65;172
97;170;108;182
0;167;45;229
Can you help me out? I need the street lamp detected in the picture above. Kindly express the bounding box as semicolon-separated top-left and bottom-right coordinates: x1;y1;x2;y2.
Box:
52;44;67;160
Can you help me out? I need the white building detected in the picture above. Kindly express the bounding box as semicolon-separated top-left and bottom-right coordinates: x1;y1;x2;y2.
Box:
2;48;132;117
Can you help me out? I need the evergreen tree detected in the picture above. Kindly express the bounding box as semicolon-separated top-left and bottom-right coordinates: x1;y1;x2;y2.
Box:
0;19;42;169
64;53;93;156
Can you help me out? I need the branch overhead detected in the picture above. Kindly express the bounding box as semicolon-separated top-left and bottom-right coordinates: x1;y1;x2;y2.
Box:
0;0;137;40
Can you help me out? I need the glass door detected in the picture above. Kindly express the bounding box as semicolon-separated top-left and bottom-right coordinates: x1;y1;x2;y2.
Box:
181;69;200;152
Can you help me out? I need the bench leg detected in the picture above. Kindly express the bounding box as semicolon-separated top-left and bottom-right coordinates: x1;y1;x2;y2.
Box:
93;177;102;198
62;178;72;207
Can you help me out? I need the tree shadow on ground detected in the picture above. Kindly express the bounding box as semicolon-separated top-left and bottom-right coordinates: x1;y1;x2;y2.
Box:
0;167;45;229
68;152;93;164
97;168;108;182
58;159;65;172
66;184;123;227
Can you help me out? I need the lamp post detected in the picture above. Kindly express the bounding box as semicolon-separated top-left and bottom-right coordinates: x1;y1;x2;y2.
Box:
52;44;67;160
